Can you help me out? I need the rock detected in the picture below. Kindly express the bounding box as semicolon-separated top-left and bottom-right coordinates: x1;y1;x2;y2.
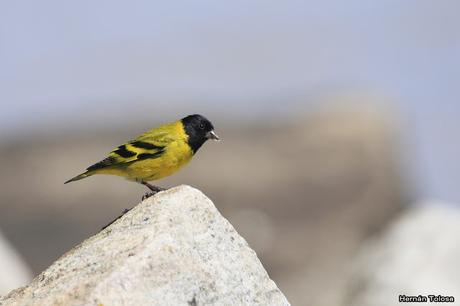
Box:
0;185;289;306
0;102;405;305
343;202;460;306
0;231;32;296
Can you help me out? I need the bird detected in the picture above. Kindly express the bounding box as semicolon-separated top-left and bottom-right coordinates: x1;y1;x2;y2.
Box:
65;114;219;199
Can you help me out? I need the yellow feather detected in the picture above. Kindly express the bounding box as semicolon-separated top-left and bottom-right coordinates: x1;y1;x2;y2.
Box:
65;120;194;183
65;114;218;187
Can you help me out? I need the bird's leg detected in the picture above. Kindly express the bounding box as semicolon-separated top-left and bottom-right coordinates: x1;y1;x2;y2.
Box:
142;193;154;200
142;181;165;192
140;181;166;200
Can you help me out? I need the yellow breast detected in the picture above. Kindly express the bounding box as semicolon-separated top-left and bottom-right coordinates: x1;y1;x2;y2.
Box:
125;139;193;181
90;120;196;182
118;121;193;181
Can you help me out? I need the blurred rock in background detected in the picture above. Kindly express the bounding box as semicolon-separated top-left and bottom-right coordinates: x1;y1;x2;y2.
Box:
0;103;407;305
343;202;460;306
0;231;32;295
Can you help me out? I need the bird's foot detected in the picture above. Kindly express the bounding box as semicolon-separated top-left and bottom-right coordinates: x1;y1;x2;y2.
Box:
140;182;167;200
142;192;156;200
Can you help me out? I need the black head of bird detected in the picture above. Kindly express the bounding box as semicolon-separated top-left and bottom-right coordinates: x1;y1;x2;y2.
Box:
181;114;220;153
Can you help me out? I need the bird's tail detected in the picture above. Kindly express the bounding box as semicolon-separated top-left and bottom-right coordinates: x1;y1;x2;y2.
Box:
64;171;93;184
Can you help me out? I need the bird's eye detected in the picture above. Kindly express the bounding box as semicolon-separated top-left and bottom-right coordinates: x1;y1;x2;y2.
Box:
199;123;205;129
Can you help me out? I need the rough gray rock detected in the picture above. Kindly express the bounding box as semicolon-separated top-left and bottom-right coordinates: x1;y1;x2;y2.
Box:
343;202;460;306
1;185;289;306
0;105;404;305
0;231;32;296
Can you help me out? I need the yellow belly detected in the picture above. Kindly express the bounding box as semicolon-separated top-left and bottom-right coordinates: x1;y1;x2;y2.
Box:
100;140;193;181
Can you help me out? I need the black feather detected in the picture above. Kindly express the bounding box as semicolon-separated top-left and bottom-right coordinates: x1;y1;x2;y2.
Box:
137;151;164;160
181;114;214;154
87;156;117;171
113;145;136;158
130;141;164;150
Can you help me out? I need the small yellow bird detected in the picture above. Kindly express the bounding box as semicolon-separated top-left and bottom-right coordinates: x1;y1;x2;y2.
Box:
65;114;219;197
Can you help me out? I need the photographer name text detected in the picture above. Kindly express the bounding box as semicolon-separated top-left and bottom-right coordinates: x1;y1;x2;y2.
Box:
399;295;454;303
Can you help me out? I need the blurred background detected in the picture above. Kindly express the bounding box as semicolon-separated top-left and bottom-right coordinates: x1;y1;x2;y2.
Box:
1;1;459;305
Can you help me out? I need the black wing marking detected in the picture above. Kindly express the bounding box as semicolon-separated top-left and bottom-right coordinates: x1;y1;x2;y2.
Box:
137;151;164;160
130;141;164;150
87;156;118;171
87;144;166;171
113;145;136;158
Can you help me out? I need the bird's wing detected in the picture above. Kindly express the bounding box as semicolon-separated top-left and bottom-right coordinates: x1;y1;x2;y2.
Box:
87;129;175;171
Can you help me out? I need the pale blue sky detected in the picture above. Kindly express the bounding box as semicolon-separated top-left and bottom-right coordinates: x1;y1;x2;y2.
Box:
1;0;459;202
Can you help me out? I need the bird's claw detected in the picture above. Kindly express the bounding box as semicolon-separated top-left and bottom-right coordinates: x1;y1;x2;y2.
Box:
142;192;156;200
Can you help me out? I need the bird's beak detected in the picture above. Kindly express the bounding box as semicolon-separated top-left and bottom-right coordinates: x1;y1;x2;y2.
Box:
206;130;220;141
